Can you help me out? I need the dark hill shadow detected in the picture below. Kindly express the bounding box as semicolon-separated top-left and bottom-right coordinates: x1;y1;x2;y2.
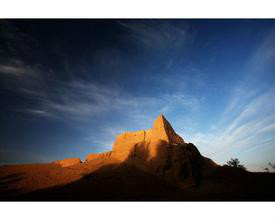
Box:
123;140;205;187
0;173;25;199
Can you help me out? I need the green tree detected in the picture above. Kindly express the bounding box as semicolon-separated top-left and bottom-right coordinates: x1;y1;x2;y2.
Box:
226;158;246;170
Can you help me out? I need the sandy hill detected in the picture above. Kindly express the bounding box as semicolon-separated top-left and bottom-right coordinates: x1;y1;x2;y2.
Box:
85;114;217;188
0;114;274;201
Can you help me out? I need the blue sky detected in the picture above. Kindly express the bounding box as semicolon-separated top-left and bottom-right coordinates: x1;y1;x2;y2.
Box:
0;19;274;171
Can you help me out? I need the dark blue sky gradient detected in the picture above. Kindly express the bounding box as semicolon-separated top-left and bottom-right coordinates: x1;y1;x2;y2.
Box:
0;19;274;171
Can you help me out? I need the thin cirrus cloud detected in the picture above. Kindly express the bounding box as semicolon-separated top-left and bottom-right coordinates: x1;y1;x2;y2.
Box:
24;78;201;124
0;59;201;125
187;31;275;169
189;88;275;164
0;57;203;158
0;20;198;127
118;20;189;52
0;61;37;77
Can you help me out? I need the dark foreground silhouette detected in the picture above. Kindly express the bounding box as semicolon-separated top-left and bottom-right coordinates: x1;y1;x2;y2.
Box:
0;146;274;201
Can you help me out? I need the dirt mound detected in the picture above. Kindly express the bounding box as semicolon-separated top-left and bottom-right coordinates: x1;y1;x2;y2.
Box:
54;158;82;167
3;114;273;201
109;114;216;187
1;160;274;201
17;114;218;191
151;114;185;145
86;151;112;161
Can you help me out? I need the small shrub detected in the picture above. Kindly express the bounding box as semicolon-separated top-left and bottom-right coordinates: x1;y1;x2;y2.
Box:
226;158;246;171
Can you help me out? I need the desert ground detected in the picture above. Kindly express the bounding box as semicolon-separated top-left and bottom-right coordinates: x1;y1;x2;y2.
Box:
1;115;274;201
1;156;274;201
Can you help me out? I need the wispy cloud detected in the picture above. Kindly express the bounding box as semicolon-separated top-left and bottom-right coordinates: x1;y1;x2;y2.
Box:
0;57;204;153
118;20;189;52
191;88;275;157
0;58;202;125
0;19;199;127
245;29;275;75
0;60;38;77
188;30;275;171
25;79;201;124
